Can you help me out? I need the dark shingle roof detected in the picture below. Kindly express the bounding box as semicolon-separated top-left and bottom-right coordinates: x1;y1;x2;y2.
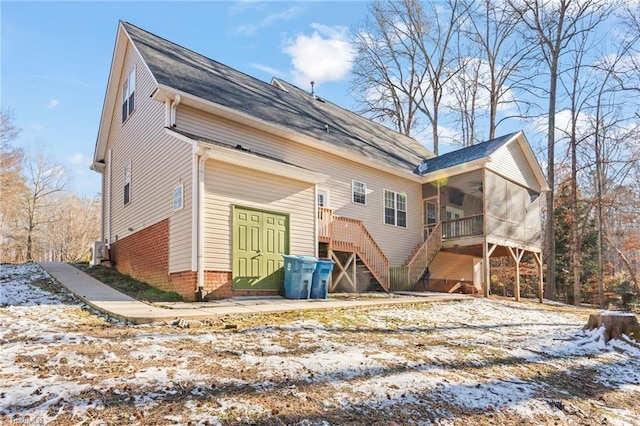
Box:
122;22;434;173
417;132;519;175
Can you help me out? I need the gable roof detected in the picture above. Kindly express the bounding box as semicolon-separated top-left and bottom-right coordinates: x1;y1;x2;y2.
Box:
119;21;434;174
417;132;518;175
418;131;549;192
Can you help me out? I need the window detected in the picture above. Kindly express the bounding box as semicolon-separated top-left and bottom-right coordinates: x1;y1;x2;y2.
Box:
425;201;437;226
122;68;136;122
445;206;464;219
384;190;407;227
173;185;183;210
123;162;131;205
352;180;366;204
317;189;328;207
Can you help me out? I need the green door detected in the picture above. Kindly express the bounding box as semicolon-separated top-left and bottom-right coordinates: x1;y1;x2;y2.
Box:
232;206;289;290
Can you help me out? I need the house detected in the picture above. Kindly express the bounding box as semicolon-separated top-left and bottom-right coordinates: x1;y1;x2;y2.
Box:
91;21;549;302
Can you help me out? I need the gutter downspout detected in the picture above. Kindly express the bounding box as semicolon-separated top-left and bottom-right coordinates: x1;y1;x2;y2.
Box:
107;149;112;251
170;95;181;127
197;148;212;301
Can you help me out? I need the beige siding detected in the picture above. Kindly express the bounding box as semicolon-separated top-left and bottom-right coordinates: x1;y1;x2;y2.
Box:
203;161;315;271
103;42;193;273
177;105;423;265
429;252;474;282
488;141;541;191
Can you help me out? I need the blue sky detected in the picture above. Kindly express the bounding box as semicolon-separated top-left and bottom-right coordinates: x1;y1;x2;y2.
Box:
1;1;372;195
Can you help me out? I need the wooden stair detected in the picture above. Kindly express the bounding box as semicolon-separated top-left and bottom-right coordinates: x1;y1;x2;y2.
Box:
318;208;390;291
390;223;442;291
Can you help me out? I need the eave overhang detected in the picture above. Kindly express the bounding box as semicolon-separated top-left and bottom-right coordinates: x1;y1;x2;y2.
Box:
154;85;425;184
166;128;329;185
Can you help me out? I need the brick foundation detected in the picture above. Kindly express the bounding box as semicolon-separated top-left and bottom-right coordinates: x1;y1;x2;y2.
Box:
109;221;279;301
110;220;172;292
168;270;279;301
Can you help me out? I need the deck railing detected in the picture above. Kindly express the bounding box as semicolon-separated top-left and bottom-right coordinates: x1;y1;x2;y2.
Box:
390;223;442;291
317;208;390;291
442;214;483;240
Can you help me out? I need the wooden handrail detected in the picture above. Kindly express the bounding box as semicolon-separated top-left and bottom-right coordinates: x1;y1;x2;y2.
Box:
441;214;483;240
389;223;443;291
317;208;390;291
402;223;442;287
317;207;333;242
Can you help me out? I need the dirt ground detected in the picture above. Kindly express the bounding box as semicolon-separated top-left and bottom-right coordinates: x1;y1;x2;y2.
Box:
1;263;639;425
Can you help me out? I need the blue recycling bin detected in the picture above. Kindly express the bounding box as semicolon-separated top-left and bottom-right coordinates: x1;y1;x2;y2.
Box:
310;259;334;299
282;255;318;299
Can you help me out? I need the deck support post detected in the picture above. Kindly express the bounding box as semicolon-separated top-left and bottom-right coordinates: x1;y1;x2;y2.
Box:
483;241;498;298
533;252;543;303
507;247;525;302
330;250;357;292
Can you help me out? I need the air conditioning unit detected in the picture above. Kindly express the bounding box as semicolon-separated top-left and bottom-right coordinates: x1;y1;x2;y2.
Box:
90;241;104;266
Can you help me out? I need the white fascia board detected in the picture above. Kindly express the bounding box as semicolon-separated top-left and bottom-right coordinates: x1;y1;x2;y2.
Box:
486;131;549;193
199;142;330;185
153;85;424;183
94;22;159;166
94;22;126;166
514;132;550;192
420;158;488;182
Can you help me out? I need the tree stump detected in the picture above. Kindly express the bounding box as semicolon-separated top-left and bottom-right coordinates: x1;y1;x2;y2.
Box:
584;313;640;342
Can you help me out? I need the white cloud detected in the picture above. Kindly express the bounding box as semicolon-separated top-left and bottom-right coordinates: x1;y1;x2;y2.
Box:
250;63;285;78
233;5;302;36
67;153;91;166
45;99;59;109
284;24;355;87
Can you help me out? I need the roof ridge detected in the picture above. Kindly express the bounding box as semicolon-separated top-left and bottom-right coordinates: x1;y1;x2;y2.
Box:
274;78;424;147
122;21;283;96
120;22;434;174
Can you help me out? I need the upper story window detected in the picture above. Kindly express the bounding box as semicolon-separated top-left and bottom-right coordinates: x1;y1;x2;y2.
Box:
124;162;131;205
122;68;136;122
384;190;407;227
173;184;183;211
352;180;366;205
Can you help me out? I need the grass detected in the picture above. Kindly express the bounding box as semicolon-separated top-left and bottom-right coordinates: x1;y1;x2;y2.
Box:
72;263;183;302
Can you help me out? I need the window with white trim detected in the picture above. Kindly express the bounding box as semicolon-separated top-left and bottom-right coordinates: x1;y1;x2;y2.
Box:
173;185;183;210
384;190;407;227
317;189;328;207
352;180;366;204
123;162;131;205
122;68;136;122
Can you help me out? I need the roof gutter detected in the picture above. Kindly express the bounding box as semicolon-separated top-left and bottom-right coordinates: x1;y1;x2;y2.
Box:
153;85;425;183
420;157;489;182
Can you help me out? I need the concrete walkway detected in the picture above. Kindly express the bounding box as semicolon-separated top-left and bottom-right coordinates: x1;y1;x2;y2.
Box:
38;262;471;324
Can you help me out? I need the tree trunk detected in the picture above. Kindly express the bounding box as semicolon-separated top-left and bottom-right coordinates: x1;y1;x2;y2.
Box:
544;66;557;301
571;127;581;306
584;313;640;342
603;232;640;294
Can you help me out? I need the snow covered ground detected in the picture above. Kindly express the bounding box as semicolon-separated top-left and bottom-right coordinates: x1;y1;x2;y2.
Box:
1;263;639;425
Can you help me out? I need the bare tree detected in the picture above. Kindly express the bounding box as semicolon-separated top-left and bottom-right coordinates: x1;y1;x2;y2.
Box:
556;23;605;305
509;0;616;300
0;109;25;263
43;193;101;263
19;150;65;261
447;52;483;147
351;1;424;137
463;0;534;141
351;0;468;154
588;30;640;305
